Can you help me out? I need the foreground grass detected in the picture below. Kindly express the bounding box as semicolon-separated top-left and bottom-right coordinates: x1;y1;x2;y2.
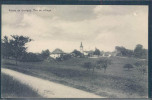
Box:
1;73;41;98
1;57;148;98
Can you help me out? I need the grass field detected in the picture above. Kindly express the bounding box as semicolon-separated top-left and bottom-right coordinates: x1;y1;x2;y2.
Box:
1;73;41;98
1;56;148;98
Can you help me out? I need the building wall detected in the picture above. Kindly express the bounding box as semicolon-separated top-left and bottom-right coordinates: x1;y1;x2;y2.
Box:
50;54;60;59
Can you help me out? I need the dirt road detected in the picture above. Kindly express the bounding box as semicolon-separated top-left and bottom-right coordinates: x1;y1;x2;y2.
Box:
2;68;103;98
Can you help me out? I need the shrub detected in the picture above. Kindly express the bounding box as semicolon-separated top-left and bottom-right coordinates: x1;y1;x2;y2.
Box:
134;60;148;74
62;54;72;60
72;49;84;58
83;62;92;71
134;60;148;67
20;53;43;62
123;64;134;70
56;54;72;61
96;58;111;73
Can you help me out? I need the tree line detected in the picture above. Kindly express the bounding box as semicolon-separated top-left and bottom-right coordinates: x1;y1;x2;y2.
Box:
1;35;148;65
1;35;50;65
115;45;148;59
83;58;112;74
75;45;148;59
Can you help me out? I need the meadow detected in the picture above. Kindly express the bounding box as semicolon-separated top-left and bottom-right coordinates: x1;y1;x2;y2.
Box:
1;56;148;98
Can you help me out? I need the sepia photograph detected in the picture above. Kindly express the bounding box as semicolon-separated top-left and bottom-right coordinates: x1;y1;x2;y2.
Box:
1;5;148;98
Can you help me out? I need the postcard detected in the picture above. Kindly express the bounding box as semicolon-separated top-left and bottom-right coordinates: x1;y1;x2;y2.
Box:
1;4;149;98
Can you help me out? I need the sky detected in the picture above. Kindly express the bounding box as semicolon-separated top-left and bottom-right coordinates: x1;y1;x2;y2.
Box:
2;5;148;53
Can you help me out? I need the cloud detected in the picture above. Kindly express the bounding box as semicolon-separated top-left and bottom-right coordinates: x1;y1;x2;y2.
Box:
2;5;148;53
93;5;147;16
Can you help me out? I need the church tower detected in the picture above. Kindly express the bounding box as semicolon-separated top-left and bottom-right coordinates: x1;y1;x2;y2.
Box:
80;42;83;53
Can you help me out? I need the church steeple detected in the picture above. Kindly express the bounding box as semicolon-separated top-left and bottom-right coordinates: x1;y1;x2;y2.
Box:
80;42;83;48
80;42;83;53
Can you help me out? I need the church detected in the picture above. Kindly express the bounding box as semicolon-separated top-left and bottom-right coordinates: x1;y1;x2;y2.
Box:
80;42;94;56
80;42;84;53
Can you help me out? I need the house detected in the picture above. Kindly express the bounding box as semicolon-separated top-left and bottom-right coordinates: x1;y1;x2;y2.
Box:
84;50;94;57
50;48;66;59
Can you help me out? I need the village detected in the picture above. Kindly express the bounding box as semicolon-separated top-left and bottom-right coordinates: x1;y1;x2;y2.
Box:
50;42;117;59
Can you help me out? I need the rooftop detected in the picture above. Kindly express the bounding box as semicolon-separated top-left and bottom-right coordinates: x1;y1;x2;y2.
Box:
51;48;65;54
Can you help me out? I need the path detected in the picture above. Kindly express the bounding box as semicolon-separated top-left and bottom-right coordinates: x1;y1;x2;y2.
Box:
2;68;103;98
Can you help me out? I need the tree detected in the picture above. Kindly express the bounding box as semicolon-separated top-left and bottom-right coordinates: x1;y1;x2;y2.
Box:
94;48;100;57
83;62;93;71
96;58;111;73
82;62;96;85
82;62;96;80
72;49;84;57
125;49;134;57
134;44;143;58
115;46;134;57
41;49;51;59
1;36;12;58
123;64;134;71
9;35;32;65
115;46;125;56
134;44;148;59
141;49;148;59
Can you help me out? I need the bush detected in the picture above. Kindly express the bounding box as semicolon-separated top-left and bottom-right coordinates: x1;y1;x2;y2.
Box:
56;54;72;61
96;58;111;73
134;60;148;74
72;50;84;58
134;60;148;67
82;62;93;71
123;64;134;70
62;54;72;60
20;53;43;62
